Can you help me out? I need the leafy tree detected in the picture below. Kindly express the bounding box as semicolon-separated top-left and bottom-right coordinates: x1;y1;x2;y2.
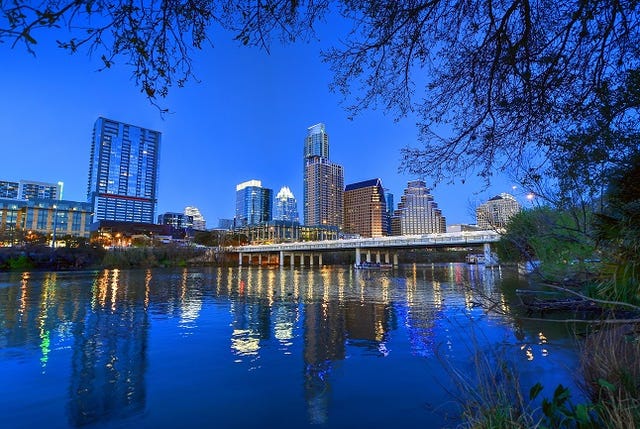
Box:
593;153;640;304
2;1;638;187
498;206;597;282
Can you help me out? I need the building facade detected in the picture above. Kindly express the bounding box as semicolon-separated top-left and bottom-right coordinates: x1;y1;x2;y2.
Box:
0;180;19;199
343;178;387;238
235;180;273;227
274;186;300;223
384;188;394;236
184;206;206;231
395;180;446;234
1;179;62;200
303;124;344;229
0;197;92;245
87;117;161;223
158;212;194;229
476;193;521;230
19;180;62;200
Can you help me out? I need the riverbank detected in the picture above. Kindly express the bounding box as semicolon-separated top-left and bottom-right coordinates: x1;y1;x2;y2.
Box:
0;245;219;271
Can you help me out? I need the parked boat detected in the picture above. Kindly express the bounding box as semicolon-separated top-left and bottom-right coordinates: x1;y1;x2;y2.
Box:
465;253;485;264
354;261;393;270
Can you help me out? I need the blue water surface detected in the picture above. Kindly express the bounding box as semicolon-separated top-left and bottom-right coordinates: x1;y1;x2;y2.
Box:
0;264;581;428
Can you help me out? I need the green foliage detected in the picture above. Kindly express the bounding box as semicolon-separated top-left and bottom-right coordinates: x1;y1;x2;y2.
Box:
6;254;33;270
529;383;600;428
580;325;640;428
593;154;640;305
101;245;208;269
498;207;597;281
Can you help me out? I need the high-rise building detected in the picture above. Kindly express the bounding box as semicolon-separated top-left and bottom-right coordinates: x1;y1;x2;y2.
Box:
344;178;387;238
185;206;206;231
0;179;62;200
274;186;299;223
303;123;344;229
235;180;273;227
87;117;161;223
476;193;521;230
384;188;394;236
395;180;446;234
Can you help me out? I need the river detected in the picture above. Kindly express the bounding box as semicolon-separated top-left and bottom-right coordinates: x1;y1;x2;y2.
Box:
0;264;582;428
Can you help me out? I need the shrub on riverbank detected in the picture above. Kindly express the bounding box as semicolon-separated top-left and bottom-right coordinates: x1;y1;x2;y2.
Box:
101;245;209;268
580;324;640;429
448;323;640;429
0;245;105;271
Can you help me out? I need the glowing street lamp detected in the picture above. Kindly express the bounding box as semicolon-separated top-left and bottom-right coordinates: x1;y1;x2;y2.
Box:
526;193;535;206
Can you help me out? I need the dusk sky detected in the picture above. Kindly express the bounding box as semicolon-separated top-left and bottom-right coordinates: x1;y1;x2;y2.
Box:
0;16;525;227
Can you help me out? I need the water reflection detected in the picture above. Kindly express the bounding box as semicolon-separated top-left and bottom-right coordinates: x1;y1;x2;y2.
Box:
0;264;578;428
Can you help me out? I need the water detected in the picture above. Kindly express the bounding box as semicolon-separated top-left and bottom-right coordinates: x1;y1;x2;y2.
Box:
0;264;581;428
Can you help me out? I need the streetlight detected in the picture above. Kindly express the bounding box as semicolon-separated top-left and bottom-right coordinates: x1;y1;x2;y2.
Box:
526;193;535;206
50;181;63;248
51;204;58;248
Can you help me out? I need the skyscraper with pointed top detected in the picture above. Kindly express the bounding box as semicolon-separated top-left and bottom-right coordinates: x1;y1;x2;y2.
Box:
275;186;299;223
303;123;344;229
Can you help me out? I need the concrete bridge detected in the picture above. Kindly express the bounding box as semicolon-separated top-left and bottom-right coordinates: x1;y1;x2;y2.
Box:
228;230;501;267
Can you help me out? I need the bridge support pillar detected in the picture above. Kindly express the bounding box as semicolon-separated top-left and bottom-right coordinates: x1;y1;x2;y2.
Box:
280;251;284;266
366;251;371;263
258;254;262;265
393;253;398;267
239;252;243;266
310;253;314;267
291;253;295;267
355;248;361;266
318;253;323;266
384;252;390;264
375;252;381;263
484;243;492;265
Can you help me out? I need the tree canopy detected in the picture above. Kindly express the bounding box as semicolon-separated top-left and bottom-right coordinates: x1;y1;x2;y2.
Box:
2;0;639;189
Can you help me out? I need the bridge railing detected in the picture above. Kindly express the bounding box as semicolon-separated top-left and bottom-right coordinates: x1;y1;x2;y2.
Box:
228;230;501;253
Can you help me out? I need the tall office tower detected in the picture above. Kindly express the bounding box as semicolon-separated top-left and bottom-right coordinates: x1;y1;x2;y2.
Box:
476;193;521;230
235;180;273;227
303;123;344;228
274;186;300;223
344;179;387;238
384;188;394;236
19;180;62;200
87;117;160;223
396;180;446;234
0;180;19;199
185;206;206;230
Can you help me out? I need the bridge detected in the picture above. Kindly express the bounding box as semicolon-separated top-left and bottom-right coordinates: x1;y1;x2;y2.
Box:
228;230;501;267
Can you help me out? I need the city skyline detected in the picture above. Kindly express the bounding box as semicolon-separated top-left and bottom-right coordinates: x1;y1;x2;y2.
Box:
0;22;523;227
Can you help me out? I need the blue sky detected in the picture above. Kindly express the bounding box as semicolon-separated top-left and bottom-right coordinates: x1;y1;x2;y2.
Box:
0;18;524;227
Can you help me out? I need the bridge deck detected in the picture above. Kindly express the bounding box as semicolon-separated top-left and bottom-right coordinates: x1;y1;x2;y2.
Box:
229;230;500;253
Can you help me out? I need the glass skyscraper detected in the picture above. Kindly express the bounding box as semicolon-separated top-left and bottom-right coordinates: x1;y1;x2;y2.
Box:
274;186;299;223
303;123;344;229
87;117;161;223
235;180;273;227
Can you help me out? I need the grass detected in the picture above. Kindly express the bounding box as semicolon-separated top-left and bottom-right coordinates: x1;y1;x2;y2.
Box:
440;321;640;428
579;324;640;429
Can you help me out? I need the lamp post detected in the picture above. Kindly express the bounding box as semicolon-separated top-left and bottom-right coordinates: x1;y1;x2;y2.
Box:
50;182;63;248
51;204;58;248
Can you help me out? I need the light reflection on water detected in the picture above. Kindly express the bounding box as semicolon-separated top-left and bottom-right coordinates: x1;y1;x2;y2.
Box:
0;264;581;428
